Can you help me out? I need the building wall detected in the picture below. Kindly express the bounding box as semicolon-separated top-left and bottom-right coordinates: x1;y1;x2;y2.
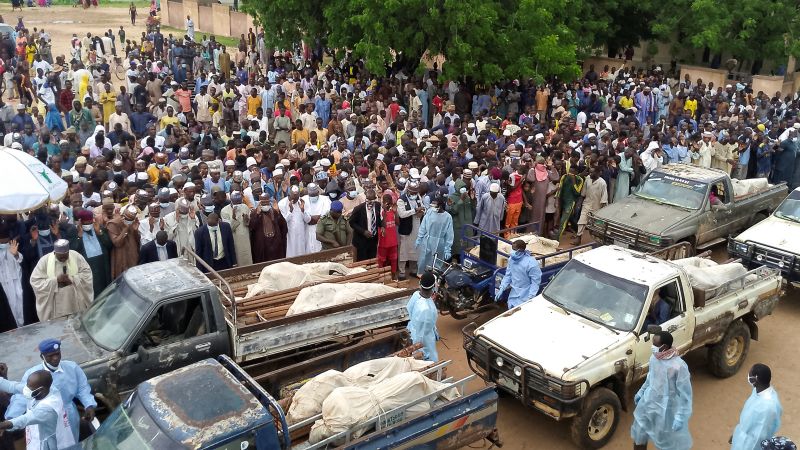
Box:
162;0;247;38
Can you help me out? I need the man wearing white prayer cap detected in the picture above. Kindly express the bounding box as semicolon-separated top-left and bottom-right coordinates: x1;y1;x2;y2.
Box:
29;239;94;321
278;185;308;257
298;182;332;255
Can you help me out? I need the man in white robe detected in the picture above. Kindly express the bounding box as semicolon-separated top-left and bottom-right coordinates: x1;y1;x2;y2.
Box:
574;167;608;245
299;183;331;255
162;198;200;258
29;240;93;321
220;191;253;266
278;186;307;258
396;181;425;280
137;203;165;248
0;237;24;327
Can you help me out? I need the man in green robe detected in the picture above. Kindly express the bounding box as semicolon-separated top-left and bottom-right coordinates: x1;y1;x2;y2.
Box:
72;209;113;297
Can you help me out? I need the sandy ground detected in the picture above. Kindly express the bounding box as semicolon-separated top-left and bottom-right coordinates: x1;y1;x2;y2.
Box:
8;6;800;448
1;3;150;66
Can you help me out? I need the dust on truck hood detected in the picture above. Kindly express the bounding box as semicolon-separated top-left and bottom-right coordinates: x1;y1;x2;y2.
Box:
594;197;694;235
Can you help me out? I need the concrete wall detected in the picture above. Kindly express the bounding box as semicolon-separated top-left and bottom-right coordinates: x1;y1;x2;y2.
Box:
163;0;251;38
751;75;785;97
211;3;231;37
679;65;728;90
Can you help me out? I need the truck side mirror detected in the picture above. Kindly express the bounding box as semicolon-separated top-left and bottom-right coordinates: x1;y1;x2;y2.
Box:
646;324;662;335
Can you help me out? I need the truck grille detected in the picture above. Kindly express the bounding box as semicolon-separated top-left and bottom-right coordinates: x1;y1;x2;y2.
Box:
463;324;587;402
751;245;797;272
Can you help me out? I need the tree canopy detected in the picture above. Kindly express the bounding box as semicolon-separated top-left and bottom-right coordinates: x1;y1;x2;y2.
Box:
241;0;800;82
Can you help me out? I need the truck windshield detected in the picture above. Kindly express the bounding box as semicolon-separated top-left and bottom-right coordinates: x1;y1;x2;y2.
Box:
83;403;151;450
81;279;150;350
774;190;800;223
635;172;708;209
542;260;648;332
84;395;175;450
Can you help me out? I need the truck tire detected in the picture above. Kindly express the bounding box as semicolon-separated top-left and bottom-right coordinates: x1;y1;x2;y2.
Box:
570;387;621;449
708;320;751;378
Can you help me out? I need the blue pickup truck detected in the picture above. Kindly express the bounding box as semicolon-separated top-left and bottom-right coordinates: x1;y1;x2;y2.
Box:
74;355;500;450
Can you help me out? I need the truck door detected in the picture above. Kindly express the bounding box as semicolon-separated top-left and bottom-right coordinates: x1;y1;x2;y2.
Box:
701;179;735;242
632;278;694;379
115;293;228;392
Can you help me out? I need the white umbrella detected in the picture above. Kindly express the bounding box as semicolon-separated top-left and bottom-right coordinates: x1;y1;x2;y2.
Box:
0;147;68;214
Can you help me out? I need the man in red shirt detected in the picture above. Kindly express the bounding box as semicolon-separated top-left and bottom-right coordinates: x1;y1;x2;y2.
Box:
505;157;526;230
59;80;76;127
378;192;399;280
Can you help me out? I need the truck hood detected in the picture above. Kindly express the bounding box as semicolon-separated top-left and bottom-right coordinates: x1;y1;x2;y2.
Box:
0;317;109;380
475;298;621;378
735;215;800;255
595;196;694;235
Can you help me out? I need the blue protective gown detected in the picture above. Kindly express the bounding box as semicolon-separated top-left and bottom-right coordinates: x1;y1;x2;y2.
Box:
731;387;783;450
415;209;454;275
406;291;439;361
8;361;96;441
631;353;693;450
497;250;542;308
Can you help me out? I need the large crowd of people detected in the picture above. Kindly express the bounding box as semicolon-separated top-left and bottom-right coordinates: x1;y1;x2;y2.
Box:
0;10;796;449
1;18;800;331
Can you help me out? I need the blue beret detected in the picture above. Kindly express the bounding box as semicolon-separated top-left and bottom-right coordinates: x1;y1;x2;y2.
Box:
330;201;343;212
38;339;61;354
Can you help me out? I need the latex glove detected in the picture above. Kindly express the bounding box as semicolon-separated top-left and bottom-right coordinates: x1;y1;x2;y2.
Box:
444;252;451;260
671;418;685;431
634;392;642;405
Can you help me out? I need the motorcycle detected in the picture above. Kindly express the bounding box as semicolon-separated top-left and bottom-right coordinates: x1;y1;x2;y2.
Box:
429;254;505;319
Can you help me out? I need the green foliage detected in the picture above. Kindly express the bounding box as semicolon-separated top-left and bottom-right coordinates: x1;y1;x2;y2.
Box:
241;0;800;81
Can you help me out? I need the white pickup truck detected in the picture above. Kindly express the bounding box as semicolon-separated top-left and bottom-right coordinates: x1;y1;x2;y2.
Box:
463;243;782;448
729;186;800;285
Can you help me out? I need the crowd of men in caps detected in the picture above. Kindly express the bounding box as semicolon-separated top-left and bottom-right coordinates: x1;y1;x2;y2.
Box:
0;18;795;450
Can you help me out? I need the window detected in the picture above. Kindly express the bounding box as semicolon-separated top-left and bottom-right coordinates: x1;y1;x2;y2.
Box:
657;279;685;319
132;296;207;352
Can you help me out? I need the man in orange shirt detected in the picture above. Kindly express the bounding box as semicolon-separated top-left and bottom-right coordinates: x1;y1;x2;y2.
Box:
246;87;262;117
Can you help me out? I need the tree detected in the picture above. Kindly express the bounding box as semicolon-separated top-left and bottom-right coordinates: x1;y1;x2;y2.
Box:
242;0;583;83
652;0;800;63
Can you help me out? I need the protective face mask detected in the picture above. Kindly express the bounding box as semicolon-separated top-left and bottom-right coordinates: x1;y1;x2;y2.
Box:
82;224;93;231
123;219;133;226
328;193;338;200
43;359;60;372
208;225;219;232
747;375;757;387
204;206;214;213
651;345;659;354
347;191;357;199
260;206;270;212
309;196;319;203
0;243;7;250
39;229;51;237
156;163;165;169
459;187;467;194
160;202;170;208
22;386;42;400
180;158;189;164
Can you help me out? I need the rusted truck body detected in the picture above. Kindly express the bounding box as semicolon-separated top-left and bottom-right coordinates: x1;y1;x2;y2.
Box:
0;248;411;408
73;356;501;450
588;164;786;252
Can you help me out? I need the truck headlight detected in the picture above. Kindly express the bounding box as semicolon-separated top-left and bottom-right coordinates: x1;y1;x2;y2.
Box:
733;242;751;255
648;235;662;245
495;356;504;368
756;254;764;262
513;366;522;377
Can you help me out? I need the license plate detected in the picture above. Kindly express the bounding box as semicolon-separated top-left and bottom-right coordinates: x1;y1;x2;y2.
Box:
497;374;520;393
613;239;629;248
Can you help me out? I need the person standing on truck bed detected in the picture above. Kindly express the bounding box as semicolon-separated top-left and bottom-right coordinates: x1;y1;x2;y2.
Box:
7;339;96;443
496;239;541;309
730;363;783;450
631;331;693;450
407;272;439;362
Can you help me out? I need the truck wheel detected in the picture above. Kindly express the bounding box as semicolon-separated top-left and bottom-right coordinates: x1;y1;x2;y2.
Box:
708;320;751;378
570;387;621;449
